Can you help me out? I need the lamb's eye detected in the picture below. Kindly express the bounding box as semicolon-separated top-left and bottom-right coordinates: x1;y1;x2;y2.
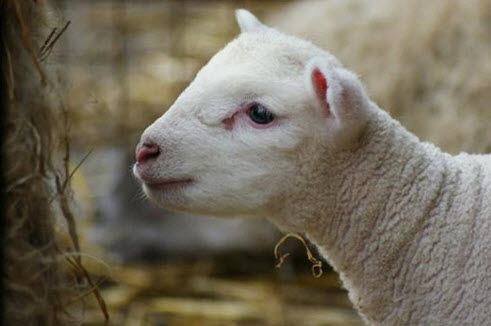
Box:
248;103;274;124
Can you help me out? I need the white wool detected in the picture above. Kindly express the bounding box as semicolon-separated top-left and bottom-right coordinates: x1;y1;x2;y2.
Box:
134;10;491;326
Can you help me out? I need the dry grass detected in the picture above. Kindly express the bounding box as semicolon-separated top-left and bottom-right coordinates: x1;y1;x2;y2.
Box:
81;258;363;326
274;233;324;278
3;1;107;324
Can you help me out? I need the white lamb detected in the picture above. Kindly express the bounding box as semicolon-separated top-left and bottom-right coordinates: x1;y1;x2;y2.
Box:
133;10;491;326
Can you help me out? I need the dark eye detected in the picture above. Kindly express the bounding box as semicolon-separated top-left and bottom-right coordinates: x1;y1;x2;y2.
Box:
248;103;275;124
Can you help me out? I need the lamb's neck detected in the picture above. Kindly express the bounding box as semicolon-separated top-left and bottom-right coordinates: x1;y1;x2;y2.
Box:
288;109;449;324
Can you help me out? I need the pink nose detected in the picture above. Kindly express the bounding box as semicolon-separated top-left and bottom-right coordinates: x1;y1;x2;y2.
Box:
136;142;160;164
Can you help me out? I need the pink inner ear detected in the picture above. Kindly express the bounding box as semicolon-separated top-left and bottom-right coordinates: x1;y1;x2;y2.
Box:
311;68;330;112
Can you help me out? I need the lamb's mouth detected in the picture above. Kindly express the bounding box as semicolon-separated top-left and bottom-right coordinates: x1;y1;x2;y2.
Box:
144;178;194;190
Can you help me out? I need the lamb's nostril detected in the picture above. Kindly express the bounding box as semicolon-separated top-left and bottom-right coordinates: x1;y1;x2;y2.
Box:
136;142;160;164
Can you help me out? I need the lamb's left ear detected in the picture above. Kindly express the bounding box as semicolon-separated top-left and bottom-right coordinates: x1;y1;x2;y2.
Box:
235;9;265;33
306;58;370;134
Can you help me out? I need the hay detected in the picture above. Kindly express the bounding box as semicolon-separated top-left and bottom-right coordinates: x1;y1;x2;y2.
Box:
274;233;323;278
80;260;362;326
2;0;107;324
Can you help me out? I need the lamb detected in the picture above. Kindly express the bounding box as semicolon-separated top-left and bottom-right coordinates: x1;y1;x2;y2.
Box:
133;9;491;326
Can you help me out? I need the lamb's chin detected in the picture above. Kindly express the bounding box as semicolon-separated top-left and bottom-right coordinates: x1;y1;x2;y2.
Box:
142;182;192;211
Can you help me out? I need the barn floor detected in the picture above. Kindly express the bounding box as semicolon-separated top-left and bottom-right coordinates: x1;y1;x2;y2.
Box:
82;254;363;326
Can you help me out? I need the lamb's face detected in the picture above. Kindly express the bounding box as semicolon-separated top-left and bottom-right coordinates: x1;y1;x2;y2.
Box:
133;10;370;218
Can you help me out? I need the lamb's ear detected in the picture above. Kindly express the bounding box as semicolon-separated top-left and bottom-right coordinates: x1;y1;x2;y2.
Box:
306;58;370;132
235;9;265;33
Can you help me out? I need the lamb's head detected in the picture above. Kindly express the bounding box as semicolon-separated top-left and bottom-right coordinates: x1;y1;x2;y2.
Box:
134;10;372;222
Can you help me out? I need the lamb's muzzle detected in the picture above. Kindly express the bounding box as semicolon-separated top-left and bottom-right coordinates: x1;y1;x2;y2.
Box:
133;9;491;326
135;142;160;164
